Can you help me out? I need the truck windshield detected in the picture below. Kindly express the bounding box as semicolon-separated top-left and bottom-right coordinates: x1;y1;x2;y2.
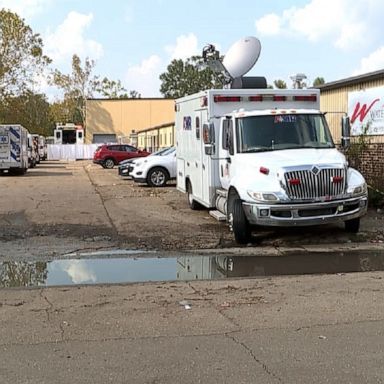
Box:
236;114;335;153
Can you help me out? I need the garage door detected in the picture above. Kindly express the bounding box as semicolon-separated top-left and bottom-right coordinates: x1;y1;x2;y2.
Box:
92;134;117;144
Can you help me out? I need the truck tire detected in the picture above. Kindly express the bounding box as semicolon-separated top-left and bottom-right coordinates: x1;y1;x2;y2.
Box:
147;167;168;187
187;181;200;210
103;158;115;169
345;217;360;233
230;198;251;244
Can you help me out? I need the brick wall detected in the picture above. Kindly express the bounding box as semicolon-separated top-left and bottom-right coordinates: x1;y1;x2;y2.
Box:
344;142;384;190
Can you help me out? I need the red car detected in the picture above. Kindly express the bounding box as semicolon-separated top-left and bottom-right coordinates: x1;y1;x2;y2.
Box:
93;144;150;169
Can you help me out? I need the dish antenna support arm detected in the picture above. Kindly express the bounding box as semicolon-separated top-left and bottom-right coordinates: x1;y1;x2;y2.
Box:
201;43;233;85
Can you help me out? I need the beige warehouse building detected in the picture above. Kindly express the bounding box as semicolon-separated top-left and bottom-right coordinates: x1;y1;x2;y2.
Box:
319;69;384;143
85;98;174;144
319;69;384;190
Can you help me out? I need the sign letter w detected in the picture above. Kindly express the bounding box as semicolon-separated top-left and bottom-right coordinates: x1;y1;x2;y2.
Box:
351;98;380;123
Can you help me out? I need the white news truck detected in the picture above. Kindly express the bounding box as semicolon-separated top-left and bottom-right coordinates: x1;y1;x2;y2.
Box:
0;124;29;175
176;88;368;243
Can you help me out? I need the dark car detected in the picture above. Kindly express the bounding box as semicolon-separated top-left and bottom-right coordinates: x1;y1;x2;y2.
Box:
93;144;150;169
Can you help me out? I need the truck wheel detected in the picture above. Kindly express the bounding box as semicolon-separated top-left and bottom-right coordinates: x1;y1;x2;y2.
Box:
103;158;115;169
230;198;251;244
345;217;360;233
187;182;200;210
147;167;168;187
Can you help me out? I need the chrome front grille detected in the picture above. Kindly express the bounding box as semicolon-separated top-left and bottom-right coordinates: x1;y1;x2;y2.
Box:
284;168;346;200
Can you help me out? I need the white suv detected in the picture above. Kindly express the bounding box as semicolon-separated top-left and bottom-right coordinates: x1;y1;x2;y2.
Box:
130;147;176;187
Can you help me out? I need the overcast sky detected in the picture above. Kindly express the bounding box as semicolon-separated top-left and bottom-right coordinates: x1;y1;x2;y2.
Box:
1;0;384;98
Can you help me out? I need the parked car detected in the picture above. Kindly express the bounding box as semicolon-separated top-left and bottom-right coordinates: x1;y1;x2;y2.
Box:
130;146;176;187
93;144;150;169
118;157;139;176
118;147;172;177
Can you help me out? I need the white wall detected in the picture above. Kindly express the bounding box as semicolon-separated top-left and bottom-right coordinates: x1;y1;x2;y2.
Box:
47;144;99;160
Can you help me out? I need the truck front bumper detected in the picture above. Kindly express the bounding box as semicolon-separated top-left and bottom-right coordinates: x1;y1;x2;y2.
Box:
242;196;368;227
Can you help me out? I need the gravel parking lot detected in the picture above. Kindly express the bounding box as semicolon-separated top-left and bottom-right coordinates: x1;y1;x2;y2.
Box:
0;160;383;260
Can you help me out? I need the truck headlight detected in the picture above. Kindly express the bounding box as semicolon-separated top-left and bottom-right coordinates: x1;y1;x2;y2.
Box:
247;191;279;202
347;183;367;196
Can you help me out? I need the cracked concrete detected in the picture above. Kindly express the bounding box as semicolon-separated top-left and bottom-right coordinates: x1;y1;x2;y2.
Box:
2;160;384;383
226;333;284;383
2;273;384;383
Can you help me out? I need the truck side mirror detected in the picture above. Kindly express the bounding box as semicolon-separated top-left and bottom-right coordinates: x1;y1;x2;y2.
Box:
204;144;214;155
203;123;215;155
341;115;351;149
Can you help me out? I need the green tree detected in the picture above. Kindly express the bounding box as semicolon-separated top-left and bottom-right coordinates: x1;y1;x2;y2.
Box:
0;9;51;101
313;77;325;87
50;54;136;125
95;77;130;98
274;79;287;89
49;99;81;127
129;90;141;99
0;91;54;135
159;56;224;98
50;54;98;126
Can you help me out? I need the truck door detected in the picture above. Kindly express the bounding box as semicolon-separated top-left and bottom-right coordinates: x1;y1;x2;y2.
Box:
76;129;84;144
218;117;233;190
188;112;203;201
198;111;213;204
0;128;10;163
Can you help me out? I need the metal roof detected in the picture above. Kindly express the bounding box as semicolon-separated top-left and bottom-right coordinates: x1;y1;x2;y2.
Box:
318;69;384;91
137;122;175;134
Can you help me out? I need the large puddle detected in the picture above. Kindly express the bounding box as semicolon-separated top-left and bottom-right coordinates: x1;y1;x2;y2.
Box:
1;251;384;288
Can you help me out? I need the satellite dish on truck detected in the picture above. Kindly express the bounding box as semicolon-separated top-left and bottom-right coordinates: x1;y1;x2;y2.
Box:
222;36;261;79
201;36;265;89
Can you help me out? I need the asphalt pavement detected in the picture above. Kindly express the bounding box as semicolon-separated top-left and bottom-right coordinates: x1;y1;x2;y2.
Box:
1;160;384;383
2;267;384;383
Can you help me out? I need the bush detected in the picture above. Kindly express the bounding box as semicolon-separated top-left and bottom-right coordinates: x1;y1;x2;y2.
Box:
368;186;384;208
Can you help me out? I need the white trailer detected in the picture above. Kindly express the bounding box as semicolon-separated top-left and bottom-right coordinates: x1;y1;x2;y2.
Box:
176;88;368;243
0;124;29;175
